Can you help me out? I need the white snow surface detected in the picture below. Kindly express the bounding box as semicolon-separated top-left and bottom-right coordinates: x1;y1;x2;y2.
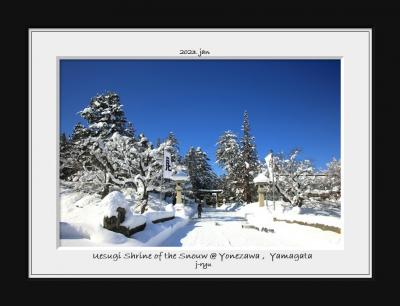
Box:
161;207;341;249
102;191;130;218
60;187;341;248
237;201;341;228
144;210;175;223
60;187;195;246
253;172;269;183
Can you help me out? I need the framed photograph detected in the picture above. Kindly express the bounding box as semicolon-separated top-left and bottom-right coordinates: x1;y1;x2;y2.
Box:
29;29;372;278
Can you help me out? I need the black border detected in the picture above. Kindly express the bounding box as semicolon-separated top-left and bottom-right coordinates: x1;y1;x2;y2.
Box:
29;29;372;278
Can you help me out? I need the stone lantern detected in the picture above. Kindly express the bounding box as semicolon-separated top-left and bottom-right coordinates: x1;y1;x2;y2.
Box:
253;173;269;207
170;170;189;210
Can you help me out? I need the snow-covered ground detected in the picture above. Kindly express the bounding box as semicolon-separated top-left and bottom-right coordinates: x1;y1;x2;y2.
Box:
160;206;341;249
60;188;341;249
60;188;195;246
236;200;342;229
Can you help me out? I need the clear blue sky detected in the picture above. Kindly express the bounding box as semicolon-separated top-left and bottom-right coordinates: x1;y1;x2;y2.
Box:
60;59;340;175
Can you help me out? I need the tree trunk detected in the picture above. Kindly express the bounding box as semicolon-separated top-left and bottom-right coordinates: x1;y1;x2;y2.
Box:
139;185;148;214
100;170;110;199
140;199;148;214
101;184;110;199
274;183;293;204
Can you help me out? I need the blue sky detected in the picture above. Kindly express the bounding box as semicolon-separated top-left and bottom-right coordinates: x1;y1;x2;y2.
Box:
60;59;340;175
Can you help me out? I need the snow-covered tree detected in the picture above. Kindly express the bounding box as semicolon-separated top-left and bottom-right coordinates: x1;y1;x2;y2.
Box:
60;91;191;211
65;93;136;198
79;92;132;138
325;158;340;188
60;123;90;181
216;130;240;200
319;158;341;200
184;147;218;196
216;130;240;172
236;111;259;203
165;131;181;164
70;122;90;143
218;174;237;202
266;149;314;207
126;134;183;213
263;151;341;205
125;122;136;138
130;133;159;211
60;132;73;180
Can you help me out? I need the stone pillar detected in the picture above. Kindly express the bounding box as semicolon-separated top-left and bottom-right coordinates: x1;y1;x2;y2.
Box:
176;182;183;204
258;184;266;207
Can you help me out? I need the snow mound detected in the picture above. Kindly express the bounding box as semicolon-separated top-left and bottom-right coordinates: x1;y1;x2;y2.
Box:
253;172;269;183
269;201;341;228
120;214;147;229
60;222;91;239
174;204;195;219
246;210;274;228
165;204;174;212
101;191;131;218
100;191;146;229
238;203;274;228
90;226;143;245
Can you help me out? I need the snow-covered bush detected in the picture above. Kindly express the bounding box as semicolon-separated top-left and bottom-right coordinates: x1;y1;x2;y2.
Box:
101;191;146;237
262;150;341;207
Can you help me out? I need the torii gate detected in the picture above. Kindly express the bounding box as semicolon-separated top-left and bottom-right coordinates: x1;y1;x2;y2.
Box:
197;189;223;207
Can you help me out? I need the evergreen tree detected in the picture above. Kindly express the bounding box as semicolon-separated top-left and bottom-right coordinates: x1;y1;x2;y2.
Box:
184;147;218;196
60;123;91;180
219;174;237;202
165;131;181;163
216;130;240;200
125;122;136;138
70;122;90;143
216;131;239;172
236;111;259;203
79;92;132;138
70;93;135;197
60;132;68;145
60;132;73;180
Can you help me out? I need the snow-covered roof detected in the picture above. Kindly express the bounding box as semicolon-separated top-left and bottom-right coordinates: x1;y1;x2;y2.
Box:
170;171;189;181
253;173;269;184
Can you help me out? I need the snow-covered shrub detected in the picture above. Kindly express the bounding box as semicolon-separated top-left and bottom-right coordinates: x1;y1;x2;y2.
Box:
262;150;341;207
101;191;146;237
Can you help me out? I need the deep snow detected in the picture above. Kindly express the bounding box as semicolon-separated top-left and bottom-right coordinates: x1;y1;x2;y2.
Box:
160;207;341;249
60;187;341;248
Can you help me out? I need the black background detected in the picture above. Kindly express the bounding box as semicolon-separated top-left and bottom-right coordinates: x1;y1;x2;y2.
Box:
4;0;397;302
